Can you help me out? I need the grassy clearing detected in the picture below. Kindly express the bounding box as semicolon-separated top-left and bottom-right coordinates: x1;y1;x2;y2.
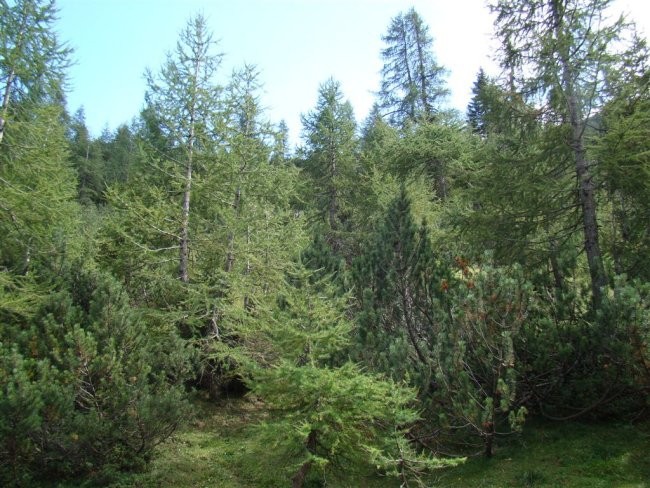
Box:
111;395;649;488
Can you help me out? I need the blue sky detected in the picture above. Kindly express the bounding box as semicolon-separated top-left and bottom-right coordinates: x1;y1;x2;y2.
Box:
55;0;649;144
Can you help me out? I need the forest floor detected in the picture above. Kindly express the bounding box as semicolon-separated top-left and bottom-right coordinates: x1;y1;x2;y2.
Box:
113;394;650;488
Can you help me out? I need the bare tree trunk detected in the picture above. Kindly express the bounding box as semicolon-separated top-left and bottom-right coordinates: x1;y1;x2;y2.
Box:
484;426;495;458
224;188;241;272
0;69;15;146
179;144;192;283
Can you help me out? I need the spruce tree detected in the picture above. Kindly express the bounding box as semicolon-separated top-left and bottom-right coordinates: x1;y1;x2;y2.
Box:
467;68;490;137
67;108;106;205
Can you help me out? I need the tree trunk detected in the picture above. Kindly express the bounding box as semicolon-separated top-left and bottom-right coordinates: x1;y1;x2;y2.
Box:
574;140;607;307
179;157;192;283
291;430;317;488
179;51;202;283
414;25;432;120
553;2;607;307
484;428;494;458
0;69;16;146
224;188;241;272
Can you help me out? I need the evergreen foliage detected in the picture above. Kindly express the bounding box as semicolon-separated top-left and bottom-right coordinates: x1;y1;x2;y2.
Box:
1;1;650;484
379;7;448;126
249;269;451;487
0;0;71;144
434;259;530;457
299;79;358;255
594;37;650;280
353;188;450;396
0;264;191;485
68;108;107;205
466;68;490;137
489;0;632;307
387;118;474;201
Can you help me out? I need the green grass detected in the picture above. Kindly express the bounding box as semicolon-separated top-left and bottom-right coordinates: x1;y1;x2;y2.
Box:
111;394;285;488
433;419;650;488
111;395;650;488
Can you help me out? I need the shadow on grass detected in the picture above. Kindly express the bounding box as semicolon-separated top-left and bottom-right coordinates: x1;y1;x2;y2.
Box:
431;419;650;488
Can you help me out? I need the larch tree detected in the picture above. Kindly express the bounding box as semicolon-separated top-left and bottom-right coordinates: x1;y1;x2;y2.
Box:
249;267;449;488
0;0;70;145
379;7;448;127
460;81;580;300
0;0;77;276
192;64;307;394
300;79;357;251
490;0;628;307
144;14;223;283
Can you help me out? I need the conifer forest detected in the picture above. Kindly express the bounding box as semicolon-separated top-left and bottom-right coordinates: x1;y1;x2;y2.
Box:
1;1;649;486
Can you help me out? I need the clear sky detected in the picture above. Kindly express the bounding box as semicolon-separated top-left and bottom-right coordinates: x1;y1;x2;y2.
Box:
55;0;649;144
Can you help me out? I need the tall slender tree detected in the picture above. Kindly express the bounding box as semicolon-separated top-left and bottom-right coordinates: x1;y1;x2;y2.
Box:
467;68;490;137
490;0;626;306
144;14;222;283
0;0;70;145
379;8;448;127
300;79;357;248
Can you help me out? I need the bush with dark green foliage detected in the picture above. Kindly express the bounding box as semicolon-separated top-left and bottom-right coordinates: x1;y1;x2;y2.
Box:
434;259;529;457
0;265;192;485
352;187;451;397
517;276;650;420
